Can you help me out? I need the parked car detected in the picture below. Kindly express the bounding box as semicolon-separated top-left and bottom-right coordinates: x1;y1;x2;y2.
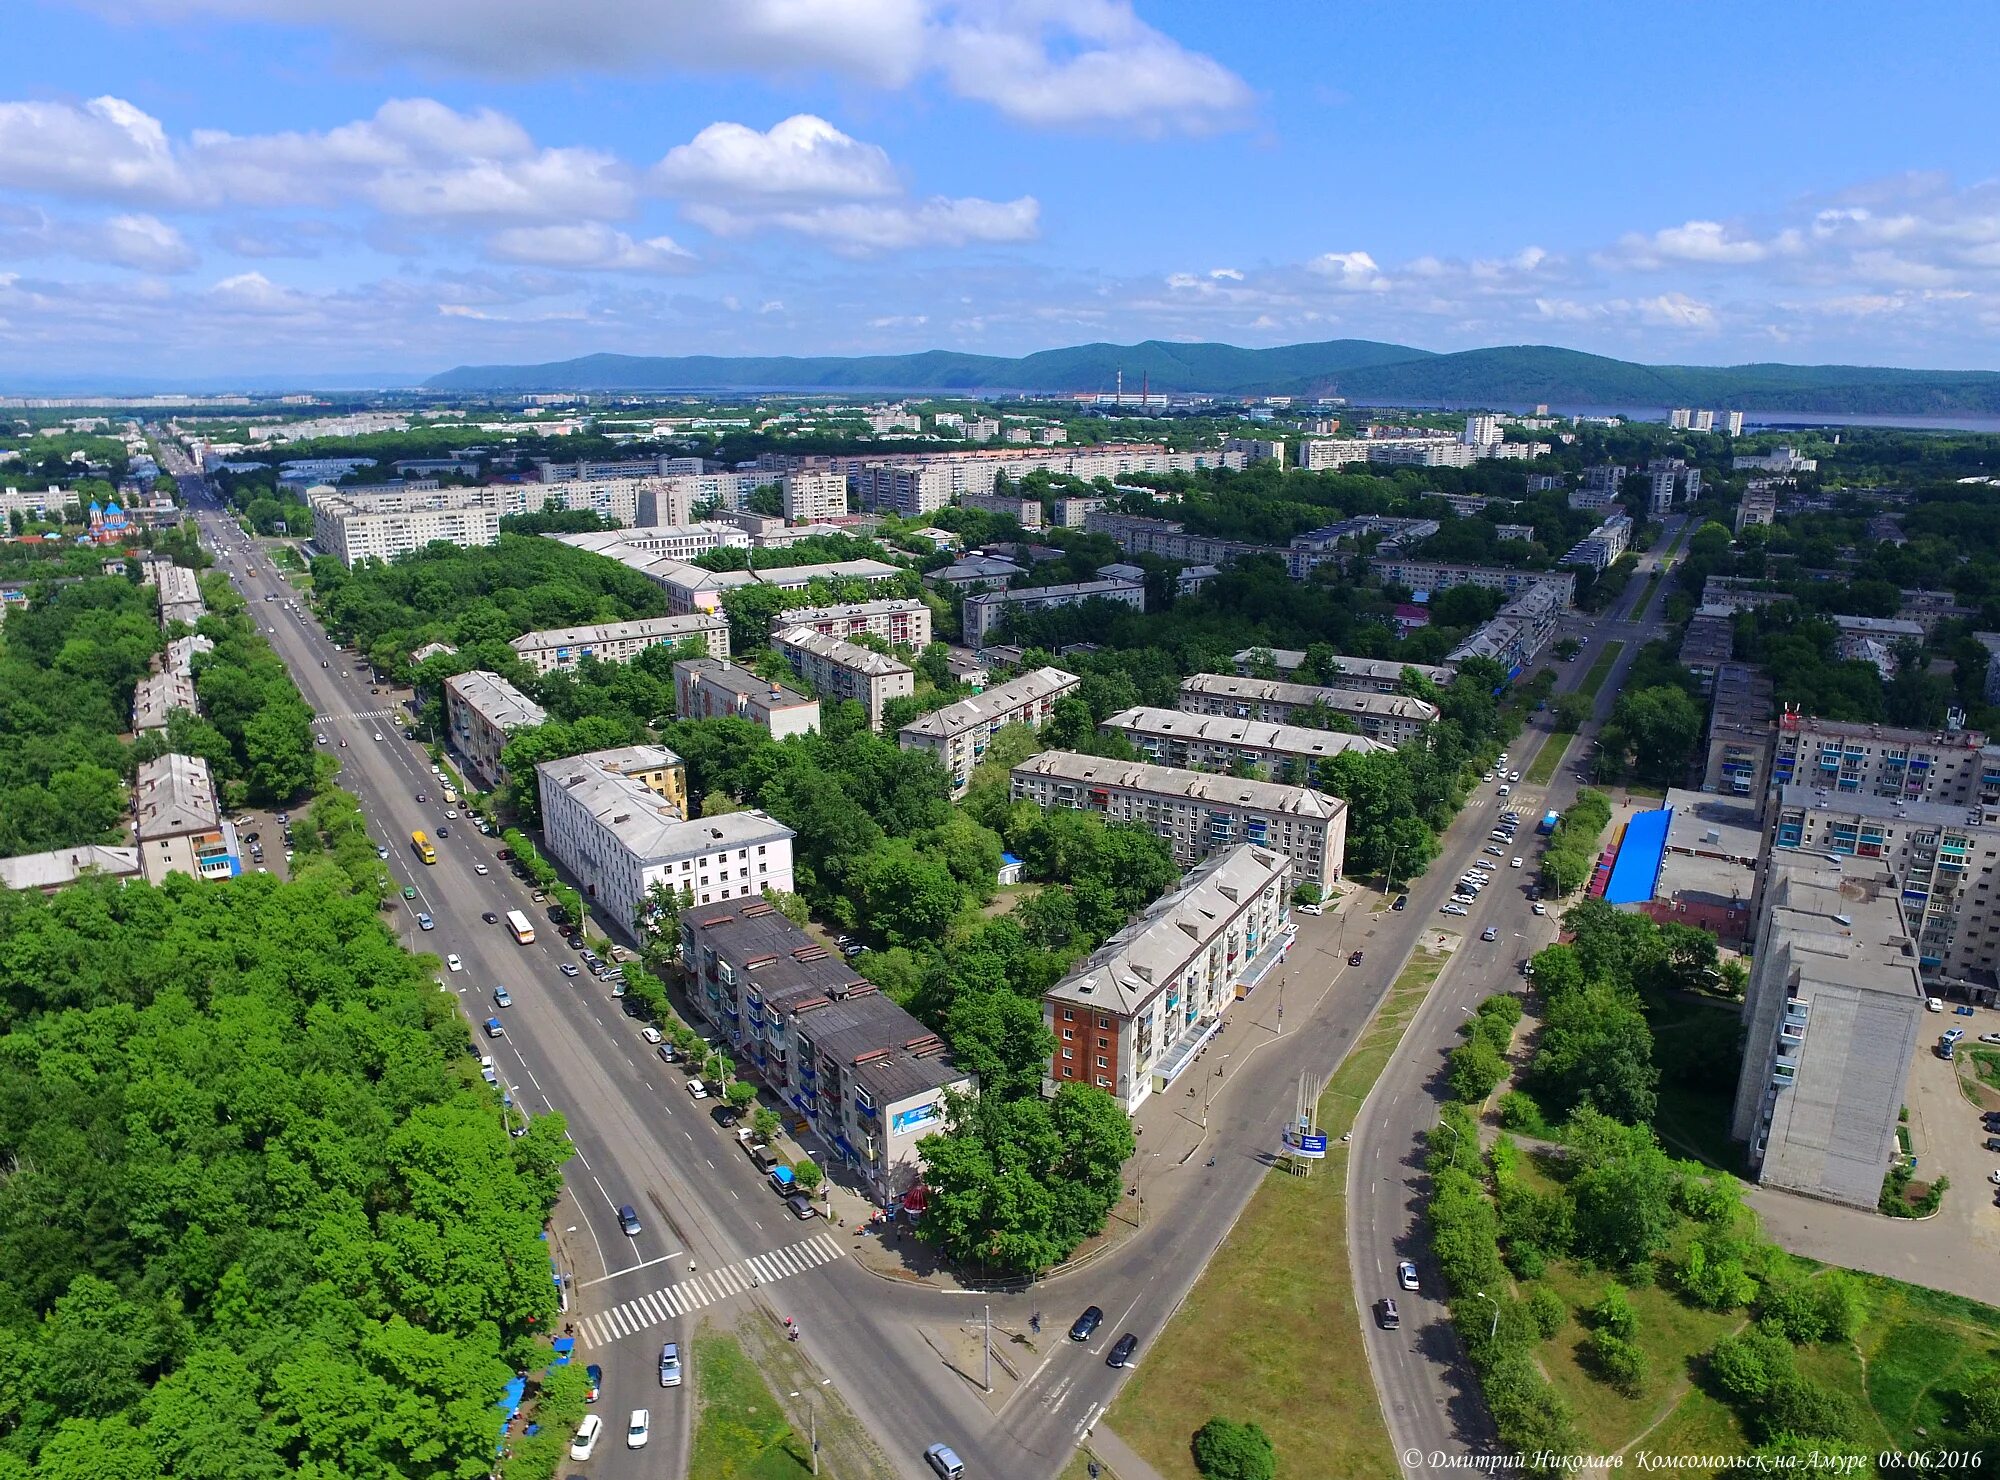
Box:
687;1079;710;1100
584;1364;601;1403
1532;903;1548;916
1398;1260;1419;1291
1392;894;1408;911
1297;902;1324;917
786;1192;818;1220
626;1409;650;1449
569;1414;602;1461
659;1342;682;1387
1442;904;1468;917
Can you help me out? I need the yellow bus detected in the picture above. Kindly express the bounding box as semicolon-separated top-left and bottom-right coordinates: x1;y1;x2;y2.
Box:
411;830;437;865
504;909;535;944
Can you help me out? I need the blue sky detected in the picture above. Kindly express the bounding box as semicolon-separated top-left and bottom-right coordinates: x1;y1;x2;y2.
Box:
3;0;1999;382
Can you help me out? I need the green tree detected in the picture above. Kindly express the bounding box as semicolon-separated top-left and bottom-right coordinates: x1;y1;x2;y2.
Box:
1190;1417;1276;1480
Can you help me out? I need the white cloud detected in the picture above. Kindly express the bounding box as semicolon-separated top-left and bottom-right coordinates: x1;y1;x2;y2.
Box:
709;195;1039;254
1307;251;1390;292
84;0;1249;135
0;96;187;202
653;115;898;203
0;205;197;272
1631;292;1717;330
485;222;695;272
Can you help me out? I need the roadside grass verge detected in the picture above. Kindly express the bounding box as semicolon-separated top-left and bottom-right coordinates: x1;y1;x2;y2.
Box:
688;1326;816;1480
1525;642;1625;788
1578;641;1625;702
1103;948;1448;1479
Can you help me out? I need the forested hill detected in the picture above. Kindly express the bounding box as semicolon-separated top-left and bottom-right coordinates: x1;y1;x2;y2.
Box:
424;338;2000;414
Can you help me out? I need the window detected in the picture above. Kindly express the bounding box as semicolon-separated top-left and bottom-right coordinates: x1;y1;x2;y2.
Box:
1096;1055;1108;1069
1097;1076;1111;1089
1062;1008;1074;1022
1062;1028;1073;1040
1098;1016;1111;1030
1062;1048;1072;1060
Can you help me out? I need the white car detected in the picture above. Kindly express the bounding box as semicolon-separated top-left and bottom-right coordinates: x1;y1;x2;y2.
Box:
626;1409;650;1449
686;1078;710;1100
446;954;463;972
1297;902;1323;916
569;1414;603;1461
445;809;458;819
1398;1260;1419;1291
1990;1170;2000;1188
474;863;489;876
641;1026;663;1044
1509;771;1522;783
1481;772;1495;783
1441;903;1468;917
1512;857;1523;868
373;732;383;741
1532;903;1548;916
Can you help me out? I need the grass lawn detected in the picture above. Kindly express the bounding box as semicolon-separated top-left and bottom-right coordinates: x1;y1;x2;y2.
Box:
688;1328;816;1480
1638;1383;1748;1457
1103;948;1447;1480
1577;641;1625;701
1525;731;1573;787
1856;1275;2000;1444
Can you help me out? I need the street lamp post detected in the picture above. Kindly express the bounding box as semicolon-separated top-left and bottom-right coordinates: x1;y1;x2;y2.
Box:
1476;1290;1499;1341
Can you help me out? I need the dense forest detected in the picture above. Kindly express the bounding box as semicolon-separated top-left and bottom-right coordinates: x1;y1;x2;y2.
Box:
0;867;570;1477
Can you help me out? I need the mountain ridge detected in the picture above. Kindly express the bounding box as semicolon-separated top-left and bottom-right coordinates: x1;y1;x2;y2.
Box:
423;338;2000;415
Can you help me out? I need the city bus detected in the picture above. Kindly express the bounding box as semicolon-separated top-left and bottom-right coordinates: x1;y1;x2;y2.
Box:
411;830;437;865
504;909;536;945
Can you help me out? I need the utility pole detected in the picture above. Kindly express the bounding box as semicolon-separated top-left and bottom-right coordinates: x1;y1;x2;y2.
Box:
810;1400;819;1477
983;1304;993;1393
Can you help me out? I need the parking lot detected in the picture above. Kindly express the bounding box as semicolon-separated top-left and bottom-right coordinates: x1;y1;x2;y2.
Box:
1906;1011;2000;1248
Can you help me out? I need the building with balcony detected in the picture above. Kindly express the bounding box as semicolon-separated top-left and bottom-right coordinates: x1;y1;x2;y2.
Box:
1730;854;1923;1209
1176;673;1439;747
897;667;1079;798
1770;713;1992;807
443;670;549;791
1011;750;1346;891
678;898;971;1203
307;485;502;566
551;523;749;564
771;626;915;731
162;634;214;677
782;471;849;524
1097;706;1388;783
1228;649;1455;693
1559;513;1633;573
1367;559;1576;606
509;613;729;675
133;753;239;884
1679;606;1738;692
775;597;932;650
672;659;820;738
1042;845;1294;1113
962;578;1145;647
538;750;790;938
1703;663;1776;803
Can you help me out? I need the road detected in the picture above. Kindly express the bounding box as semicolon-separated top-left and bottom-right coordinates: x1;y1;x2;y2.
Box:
173;448;1685;1479
1350;519;1683;1473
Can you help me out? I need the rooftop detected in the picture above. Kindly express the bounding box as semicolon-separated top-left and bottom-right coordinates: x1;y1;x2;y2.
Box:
1179;672;1440;722
772;626;914;677
445;670;548;730
0;844;141;891
1774;781;1987;830
963;577;1142;607
1012;750;1346;820
1710;662;1774;733
134;753;221;837
1047;845;1290;1015
1230;649;1457;685
675;658;817;710
510;612;724;652
900;666;1079;740
538;754;791;862
1100;706;1391;758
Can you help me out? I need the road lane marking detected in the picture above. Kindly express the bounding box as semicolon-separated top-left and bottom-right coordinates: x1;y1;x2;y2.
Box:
573;1233;847;1349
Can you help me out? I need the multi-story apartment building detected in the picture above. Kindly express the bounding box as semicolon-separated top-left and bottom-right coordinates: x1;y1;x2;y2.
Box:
635;472;772;519
132;670;198;733
1733;446;1818;474
898;667;1080;798
1084;511;1286;569
1229;649;1456;693
678;898;971;1204
1446;580;1569;675
551;523;749;563
1042;844;1294;1113
1559;513;1633;572
1098;706;1388;781
771;626;915;731
1367;558;1577;606
134;753;239;883
672;659;821;738
156;564;205;627
1011;750;1346;891
1296;439;1372;471
531;455;706;482
162;634;213;677
308;485;502;566
0;843;141;893
776;598;932;650
1051;495;1110;527
957;492;1045;529
924;554;1026;593
538;749;792;937
1645;457;1702;513
495;476;677;528
1736;485;1779;532
1224;437;1287;466
1176;673;1439;746
1730;854;1923;1209
1679;606;1737;692
782;472;849;524
1770;713;1993;806
1703;663;1775;802
1763;784;2000;989
509;613;730;674
854;464;955;517
962;578;1145;647
1463;414;1502;448
444;670;549;791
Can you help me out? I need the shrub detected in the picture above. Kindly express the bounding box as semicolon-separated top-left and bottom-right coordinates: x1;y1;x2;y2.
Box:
1526;1286;1567;1339
1675;1238;1758;1312
1588;1284;1636;1339
1448;1038;1508;1105
1587;1328;1648;1397
1762;1375;1858;1444
1707;1329;1795;1405
1191;1417;1276;1480
1498;1091;1551;1135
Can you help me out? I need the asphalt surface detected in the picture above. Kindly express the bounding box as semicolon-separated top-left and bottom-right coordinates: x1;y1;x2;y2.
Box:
1348;520;1683;1475
177;460;1681;1480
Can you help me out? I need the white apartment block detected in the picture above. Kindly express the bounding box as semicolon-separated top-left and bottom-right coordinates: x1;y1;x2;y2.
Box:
532;455;705;482
509;613;730;675
495;477;670;528
673;659;821;738
1043;845;1294;1113
551;523;749;563
538;751;795;938
1230;649;1457;693
962;578;1146;647
771;626;915;731
1371;439;1476;468
898;667;1080;798
1101;706;1390;781
957;492;1045;529
1734;446;1818;474
1296;439;1371;471
776;598;932;650
133;670;198;733
782;472;849;524
309;485;501;567
1559;513;1634;572
1011;750;1347;891
162;634;213;677
134;753;239;884
1446;580;1569;675
0;485;60;523
1464;414;1502;448
1224;437;1287;466
1770;714;1998;809
1368;558;1578;606
444;670;549;791
1177;673;1439;747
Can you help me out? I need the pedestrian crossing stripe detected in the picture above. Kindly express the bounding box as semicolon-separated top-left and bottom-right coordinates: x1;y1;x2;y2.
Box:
574;1231;846;1348
312;706;402;723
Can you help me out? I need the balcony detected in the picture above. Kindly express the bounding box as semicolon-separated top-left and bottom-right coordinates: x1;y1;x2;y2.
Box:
1771;1060;1797;1088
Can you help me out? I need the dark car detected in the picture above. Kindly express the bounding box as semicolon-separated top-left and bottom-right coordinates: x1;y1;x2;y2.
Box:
1348;950;1365;967
617;1204;641;1236
1391;894;1408;911
1984;1137;2000;1153
1377;1298;1401;1330
482;911;500;924
436;827;448;838
1069;1305;1103;1342
584;1364;602;1403
415;792;428;803
1105;1333;1138;1368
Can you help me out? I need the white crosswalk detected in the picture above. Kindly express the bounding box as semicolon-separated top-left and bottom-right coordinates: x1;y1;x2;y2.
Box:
574;1232;846;1349
312;706;402;723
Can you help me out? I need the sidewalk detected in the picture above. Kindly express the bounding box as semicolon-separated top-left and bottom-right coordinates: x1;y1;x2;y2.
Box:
1084;1423;1170;1480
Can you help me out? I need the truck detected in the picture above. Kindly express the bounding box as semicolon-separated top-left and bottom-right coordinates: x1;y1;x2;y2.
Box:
768;1164;796;1196
1537;810;1560;836
736;1127;780;1172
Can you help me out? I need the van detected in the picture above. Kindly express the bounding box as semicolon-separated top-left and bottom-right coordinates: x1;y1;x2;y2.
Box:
1377;1298;1401;1330
924;1444;966;1479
